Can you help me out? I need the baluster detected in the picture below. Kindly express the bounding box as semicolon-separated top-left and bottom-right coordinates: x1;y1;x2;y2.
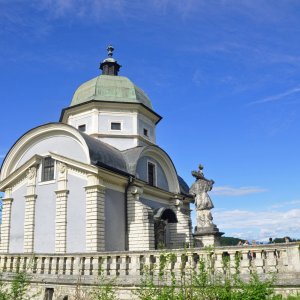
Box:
118;255;127;276
240;251;250;274
83;256;91;276
252;251;264;273
3;257;7;272
89;257;94;275
65;257;72;275
110;256;117;276
128;254;139;276
214;252;223;272
91;256;99;276
57;256;64;275
37;256;43;274
228;251;238;274
73;256;81;276
40;257;45;274
265;250;277;272
280;250;288;269
0;257;4;272
44;257;50;275
23;257;29;272
172;253;182;278
19;257;25;272
53;257;59;275
115;256;121;276
69;257;75;275
9;256;14;272
81;257;87;276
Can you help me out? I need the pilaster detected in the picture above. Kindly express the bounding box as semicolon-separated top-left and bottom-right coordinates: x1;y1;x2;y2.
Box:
127;185;154;250
169;196;192;249
85;174;105;252
24;167;37;253
55;162;69;253
0;188;13;253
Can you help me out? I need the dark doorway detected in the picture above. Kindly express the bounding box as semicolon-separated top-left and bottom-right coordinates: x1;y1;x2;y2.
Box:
153;207;178;249
44;288;54;300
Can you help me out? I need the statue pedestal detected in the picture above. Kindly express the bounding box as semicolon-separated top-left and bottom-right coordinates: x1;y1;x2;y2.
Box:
193;226;223;247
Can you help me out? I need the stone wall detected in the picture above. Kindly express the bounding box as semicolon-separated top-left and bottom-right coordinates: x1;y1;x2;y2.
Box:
0;243;299;299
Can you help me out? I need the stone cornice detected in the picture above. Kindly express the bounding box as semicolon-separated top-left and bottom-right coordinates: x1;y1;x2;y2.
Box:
0;155;42;191
24;194;38;200
1;197;13;204
49;152;98;175
0;123;91;181
60;101;162;125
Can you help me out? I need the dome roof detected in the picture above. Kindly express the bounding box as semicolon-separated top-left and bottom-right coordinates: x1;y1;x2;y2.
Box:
70;75;152;109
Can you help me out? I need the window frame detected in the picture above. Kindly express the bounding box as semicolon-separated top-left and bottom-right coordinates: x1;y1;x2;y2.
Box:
147;161;157;187
78;124;86;132
110;121;122;131
41;156;55;183
143;128;149;137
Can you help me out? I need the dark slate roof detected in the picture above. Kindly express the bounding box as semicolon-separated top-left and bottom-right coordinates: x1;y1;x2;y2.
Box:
177;175;190;195
122;145;191;196
78;131;129;174
122;146;144;174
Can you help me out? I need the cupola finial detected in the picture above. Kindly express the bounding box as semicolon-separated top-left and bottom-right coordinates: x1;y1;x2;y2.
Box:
100;44;121;76
107;44;114;57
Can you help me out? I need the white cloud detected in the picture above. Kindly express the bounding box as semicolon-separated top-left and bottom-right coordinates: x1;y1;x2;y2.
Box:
214;208;300;241
211;186;267;196
271;200;300;209
249;87;300;105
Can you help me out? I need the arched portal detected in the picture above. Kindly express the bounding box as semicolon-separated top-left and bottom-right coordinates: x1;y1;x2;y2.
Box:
153;208;178;249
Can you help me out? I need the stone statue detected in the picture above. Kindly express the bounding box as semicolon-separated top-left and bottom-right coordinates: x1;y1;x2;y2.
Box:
189;164;216;231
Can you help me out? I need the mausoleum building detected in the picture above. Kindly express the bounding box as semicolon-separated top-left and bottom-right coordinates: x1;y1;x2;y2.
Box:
0;46;193;254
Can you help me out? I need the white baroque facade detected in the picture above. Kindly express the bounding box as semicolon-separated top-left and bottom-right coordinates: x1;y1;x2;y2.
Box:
0;47;193;255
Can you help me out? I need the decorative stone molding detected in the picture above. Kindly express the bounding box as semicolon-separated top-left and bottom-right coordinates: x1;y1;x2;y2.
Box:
168;195;192;249
127;184;154;251
85;174;106;252
0;243;299;299
24;166;38;253
130;185;143;200
24;195;37;252
55;162;69;253
0;188;13;253
55;190;69;253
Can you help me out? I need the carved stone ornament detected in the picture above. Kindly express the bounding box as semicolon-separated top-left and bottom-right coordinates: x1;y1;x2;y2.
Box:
58;162;67;174
26;167;37;181
130;186;143;200
189;164;216;230
175;198;183;207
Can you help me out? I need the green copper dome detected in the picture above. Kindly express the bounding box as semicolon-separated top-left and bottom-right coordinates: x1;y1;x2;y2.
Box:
70;75;153;109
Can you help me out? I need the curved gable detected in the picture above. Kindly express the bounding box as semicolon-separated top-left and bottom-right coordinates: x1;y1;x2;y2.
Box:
0;123;90;181
124;145;180;193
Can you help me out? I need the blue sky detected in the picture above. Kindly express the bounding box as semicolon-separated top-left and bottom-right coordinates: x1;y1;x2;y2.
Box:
0;0;300;241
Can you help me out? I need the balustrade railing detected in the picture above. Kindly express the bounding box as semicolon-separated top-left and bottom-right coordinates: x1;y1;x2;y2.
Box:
0;243;298;280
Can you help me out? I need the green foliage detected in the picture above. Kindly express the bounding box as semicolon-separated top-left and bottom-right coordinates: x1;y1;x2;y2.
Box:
136;249;277;300
0;271;38;300
89;274;117;300
220;236;245;246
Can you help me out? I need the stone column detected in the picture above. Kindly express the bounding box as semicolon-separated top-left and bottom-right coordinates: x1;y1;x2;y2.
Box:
0;188;13;253
127;185;155;251
169;196;192;249
24;167;37;253
85;174;105;252
55;162;69;253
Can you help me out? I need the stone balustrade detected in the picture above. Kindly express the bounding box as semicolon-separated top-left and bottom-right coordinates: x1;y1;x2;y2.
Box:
0;243;299;288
